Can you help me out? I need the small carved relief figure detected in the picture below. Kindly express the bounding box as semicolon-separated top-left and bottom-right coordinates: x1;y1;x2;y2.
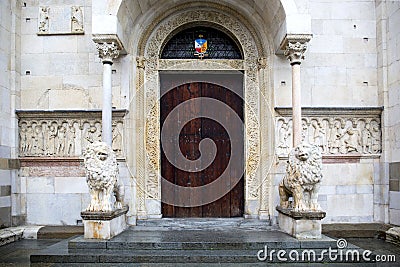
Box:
33;125;44;155
362;124;372;154
344;128;360;153
71;6;84;33
56;125;67;155
38;6;49;33
112;125;122;155
86;125;101;144
66;125;76;156
19;124;28;155
370;121;381;153
301;121;308;143
328;121;342;154
25;126;34;155
277;122;291;155
47;125;57;155
312;120;327;153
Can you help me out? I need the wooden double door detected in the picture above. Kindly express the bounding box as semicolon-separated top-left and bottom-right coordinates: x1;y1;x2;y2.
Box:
160;73;244;218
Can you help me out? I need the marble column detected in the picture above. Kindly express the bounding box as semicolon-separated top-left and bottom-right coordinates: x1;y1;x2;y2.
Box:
96;42;120;146
284;41;308;147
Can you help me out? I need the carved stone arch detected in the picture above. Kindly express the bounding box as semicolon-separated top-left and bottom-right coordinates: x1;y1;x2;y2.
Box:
134;7;268;218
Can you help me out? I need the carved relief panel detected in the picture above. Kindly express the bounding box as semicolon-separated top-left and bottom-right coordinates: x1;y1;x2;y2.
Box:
38;6;84;35
275;108;382;157
17;110;127;158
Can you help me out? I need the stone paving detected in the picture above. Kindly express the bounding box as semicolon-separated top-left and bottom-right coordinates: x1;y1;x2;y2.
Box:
0;219;399;266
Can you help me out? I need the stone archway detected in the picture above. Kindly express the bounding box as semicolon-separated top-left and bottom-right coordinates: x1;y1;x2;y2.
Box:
133;7;267;218
93;0;311;53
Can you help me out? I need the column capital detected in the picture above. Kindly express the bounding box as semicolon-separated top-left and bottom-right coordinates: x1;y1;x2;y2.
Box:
93;34;124;64
96;42;120;64
257;57;267;69
280;34;312;65
136;56;146;69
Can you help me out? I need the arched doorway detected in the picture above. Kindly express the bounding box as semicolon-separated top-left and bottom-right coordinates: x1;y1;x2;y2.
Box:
133;6;273;219
159;26;245;218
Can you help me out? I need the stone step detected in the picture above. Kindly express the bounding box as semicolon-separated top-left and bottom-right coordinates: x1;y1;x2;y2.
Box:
32;229;373;265
67;230;337;251
68;239;339;251
32;239;369;264
37;226;84;239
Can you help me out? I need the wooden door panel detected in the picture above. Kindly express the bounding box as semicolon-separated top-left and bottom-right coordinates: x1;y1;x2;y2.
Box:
161;78;243;218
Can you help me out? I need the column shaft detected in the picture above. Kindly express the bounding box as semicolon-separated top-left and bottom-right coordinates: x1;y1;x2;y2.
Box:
102;62;113;145
291;63;302;147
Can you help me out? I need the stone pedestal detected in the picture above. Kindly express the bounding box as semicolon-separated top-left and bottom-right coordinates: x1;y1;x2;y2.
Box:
276;206;326;239
81;206;128;239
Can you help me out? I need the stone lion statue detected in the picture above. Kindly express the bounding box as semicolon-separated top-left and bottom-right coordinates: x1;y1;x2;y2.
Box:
82;141;124;212
279;142;323;212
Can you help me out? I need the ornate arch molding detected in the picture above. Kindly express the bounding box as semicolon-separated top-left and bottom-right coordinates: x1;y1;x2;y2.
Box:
135;7;266;217
136;2;267;57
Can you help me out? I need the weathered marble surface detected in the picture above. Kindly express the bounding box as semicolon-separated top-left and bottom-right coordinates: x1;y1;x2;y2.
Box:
81;206;128;239
277;206;326;239
82;142;124;213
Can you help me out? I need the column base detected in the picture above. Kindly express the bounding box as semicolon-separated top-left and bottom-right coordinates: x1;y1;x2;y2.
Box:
276;206;326;239
81;206;129;240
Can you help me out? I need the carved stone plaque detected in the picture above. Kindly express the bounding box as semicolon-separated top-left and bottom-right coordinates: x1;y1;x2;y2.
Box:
38;6;84;35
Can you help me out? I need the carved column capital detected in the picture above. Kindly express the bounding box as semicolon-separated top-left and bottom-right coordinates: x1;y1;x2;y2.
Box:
136;56;146;69
96;42;120;64
258;57;267;69
284;42;308;65
280;34;312;65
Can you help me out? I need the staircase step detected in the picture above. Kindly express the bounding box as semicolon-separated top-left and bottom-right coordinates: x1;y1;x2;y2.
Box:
31;229;370;265
67;230;337;251
32;239;368;264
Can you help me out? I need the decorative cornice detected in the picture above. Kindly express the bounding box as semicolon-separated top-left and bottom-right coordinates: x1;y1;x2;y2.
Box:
92;34;124;51
279;34;313;49
275;107;383;117
16;109;128;119
158;59;244;70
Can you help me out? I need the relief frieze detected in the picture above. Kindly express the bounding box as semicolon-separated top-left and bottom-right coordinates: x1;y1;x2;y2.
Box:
17;110;127;158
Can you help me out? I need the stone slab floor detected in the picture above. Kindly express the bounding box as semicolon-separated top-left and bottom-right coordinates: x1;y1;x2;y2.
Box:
0;239;61;267
0;219;399;266
0;236;399;266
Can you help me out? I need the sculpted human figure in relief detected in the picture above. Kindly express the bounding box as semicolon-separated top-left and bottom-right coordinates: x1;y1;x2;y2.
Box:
82;142;124;212
279;142;323;212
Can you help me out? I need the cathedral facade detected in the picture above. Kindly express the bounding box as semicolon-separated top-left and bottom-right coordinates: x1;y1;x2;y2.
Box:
0;0;399;227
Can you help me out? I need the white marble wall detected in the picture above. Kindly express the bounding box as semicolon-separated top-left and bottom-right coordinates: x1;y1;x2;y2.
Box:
376;0;400;226
5;0;396;225
22;163;133;225
20;0;126;110
272;159;377;223
275;0;378;107
0;0;21;227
